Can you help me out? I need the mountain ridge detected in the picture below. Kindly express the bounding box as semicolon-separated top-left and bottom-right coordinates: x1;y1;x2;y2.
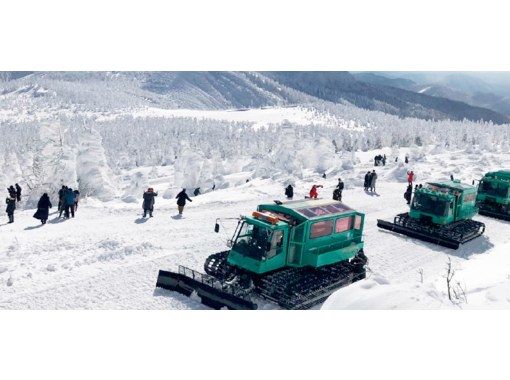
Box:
0;71;508;124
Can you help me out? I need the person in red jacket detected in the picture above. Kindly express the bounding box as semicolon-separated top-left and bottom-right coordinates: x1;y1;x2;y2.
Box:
407;170;415;185
309;184;323;199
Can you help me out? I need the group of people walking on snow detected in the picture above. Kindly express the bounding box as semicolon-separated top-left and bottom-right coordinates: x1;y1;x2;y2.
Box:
283;154;417;204
6;152;418;225
142;188;192;218
4;182;80;226
32;185;80;225
57;186;80;219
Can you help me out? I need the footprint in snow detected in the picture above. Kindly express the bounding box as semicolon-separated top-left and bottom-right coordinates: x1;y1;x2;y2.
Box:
46;264;57;272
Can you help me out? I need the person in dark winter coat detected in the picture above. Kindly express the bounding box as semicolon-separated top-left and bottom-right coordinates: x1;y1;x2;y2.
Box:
285;184;294;199
364;171;371;191
334;178;344;201
33;193;52;224
142;188;158;218
370;170;378;192
5;196;16;223
404;184;413;205
194;188;201;196
405;155;409;164
332;188;341;201
7;186;16;199
176;189;192;215
73;189;80;211
382;155;387;166
64;188;76;218
15;183;22;202
58;185;67;216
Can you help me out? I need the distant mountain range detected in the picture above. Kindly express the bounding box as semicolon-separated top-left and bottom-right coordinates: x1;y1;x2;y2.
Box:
354;71;510;118
1;71;509;124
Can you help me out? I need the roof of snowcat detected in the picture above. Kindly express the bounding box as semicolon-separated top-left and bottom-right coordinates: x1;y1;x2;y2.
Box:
258;198;356;221
483;170;510;181
427;180;476;192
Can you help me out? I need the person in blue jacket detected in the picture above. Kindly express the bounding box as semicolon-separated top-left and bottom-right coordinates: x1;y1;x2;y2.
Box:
64;187;76;218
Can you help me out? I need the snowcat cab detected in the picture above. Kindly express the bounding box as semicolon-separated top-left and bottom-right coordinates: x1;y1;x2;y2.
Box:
156;199;368;310
377;180;485;249
476;170;510;221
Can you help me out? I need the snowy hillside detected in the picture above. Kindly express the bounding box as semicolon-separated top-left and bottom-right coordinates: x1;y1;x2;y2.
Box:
1;72;510;309
1;146;509;309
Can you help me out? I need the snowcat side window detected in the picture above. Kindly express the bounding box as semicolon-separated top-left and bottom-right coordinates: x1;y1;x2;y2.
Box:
463;193;476;203
335;217;352;233
310;220;333;239
481;181;507;197
353;215;362;230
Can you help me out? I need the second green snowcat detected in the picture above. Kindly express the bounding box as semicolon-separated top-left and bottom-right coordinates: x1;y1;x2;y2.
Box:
377;180;485;249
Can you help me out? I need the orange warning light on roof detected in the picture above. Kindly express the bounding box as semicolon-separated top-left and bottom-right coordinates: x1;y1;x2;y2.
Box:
252;211;279;224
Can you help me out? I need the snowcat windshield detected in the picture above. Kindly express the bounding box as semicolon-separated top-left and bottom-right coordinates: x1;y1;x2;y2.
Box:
481;181;509;198
232;222;284;260
412;193;449;216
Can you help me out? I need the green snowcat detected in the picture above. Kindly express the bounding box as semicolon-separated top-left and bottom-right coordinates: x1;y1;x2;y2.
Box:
156;199;368;310
377;180;485;249
476;170;510;221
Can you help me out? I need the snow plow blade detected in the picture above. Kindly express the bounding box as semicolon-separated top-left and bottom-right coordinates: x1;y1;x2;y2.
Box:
377;219;461;250
156;266;258;310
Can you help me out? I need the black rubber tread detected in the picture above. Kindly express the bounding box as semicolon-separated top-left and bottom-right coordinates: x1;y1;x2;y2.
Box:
377;213;485;249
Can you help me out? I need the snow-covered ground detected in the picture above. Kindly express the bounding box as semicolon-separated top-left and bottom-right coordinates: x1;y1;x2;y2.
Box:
1;147;509;309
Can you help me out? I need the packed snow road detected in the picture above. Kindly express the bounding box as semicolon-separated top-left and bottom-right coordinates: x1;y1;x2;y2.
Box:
0;148;509;309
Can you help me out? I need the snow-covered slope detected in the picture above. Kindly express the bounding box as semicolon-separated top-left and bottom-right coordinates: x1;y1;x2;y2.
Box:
0;71;313;113
1;73;510;309
1;146;509;309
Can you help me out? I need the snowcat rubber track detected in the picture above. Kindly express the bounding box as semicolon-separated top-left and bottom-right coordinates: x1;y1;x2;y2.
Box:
478;204;510;222
158;251;367;310
203;251;367;310
478;209;510;221
204;251;233;278
156;267;258;310
377;213;485;250
254;262;366;310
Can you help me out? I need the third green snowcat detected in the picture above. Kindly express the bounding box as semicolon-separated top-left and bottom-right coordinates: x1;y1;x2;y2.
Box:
476;170;510;221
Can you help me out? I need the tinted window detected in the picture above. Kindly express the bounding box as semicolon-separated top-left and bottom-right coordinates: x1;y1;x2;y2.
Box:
354;215;362;230
310;220;333;239
335;217;352;233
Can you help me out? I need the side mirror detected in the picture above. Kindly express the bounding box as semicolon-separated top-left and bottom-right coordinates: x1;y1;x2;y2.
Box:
214;223;220;233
